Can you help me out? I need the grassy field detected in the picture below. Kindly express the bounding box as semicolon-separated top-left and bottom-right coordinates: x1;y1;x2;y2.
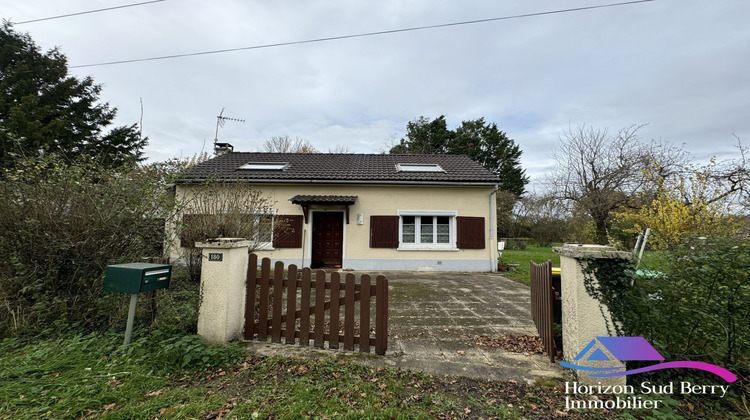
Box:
499;243;670;286
0;331;624;419
499;244;561;286
1;262;742;419
2;329;736;419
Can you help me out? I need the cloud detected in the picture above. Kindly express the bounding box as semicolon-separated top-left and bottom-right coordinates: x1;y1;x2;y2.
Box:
4;0;748;185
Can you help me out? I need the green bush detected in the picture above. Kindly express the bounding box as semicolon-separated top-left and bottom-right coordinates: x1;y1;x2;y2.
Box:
0;154;176;337
126;331;245;370
148;266;201;333
582;235;749;401
656;236;750;370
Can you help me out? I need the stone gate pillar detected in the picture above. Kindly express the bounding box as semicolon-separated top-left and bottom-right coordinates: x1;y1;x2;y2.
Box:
555;244;632;385
195;238;250;344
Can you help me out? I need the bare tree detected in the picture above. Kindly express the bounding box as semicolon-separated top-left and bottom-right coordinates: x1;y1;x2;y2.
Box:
260;135;317;153
702;135;750;208
546;124;688;245
377;133;400;154
176;181;277;282
328;145;351;153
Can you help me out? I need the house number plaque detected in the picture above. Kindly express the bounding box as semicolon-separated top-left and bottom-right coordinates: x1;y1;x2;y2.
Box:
208;253;223;262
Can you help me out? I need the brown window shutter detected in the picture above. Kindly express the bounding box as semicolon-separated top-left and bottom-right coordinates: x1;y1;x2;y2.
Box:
370;215;399;248
456;216;485;249
273;215;303;248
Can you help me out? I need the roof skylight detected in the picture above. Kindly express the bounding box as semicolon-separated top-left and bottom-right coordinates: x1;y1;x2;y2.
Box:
396;163;445;173
239;162;289;170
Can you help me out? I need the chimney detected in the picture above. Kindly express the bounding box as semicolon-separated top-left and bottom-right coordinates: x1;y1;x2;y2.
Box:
214;142;234;156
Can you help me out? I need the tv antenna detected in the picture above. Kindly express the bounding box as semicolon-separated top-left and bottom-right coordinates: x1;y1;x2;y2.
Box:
213;107;245;154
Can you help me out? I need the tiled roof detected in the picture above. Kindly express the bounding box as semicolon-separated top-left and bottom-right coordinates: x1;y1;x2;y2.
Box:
178;153;499;185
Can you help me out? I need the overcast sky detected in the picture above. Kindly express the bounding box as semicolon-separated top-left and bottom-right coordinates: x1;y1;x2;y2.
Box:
3;0;749;189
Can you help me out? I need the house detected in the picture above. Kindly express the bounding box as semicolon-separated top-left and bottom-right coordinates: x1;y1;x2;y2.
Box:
169;152;501;272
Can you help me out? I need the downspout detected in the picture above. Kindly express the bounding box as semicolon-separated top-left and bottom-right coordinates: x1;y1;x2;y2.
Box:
301;227;308;268
489;185;502;272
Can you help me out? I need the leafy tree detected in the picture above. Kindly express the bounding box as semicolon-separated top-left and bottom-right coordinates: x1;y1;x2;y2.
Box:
495;190;519;238
0;24;146;171
453;118;528;196
389;116;454;155
510;193;570;246
390;116;529;196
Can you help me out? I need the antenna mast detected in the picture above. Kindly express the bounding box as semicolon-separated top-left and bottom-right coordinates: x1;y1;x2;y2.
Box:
213;107;245;155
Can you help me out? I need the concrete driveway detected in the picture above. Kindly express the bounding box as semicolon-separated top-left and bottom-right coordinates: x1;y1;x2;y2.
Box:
375;270;567;383
244;270;567;383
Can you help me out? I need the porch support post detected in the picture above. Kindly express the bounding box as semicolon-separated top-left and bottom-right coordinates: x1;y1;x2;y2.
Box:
195;238;250;344
301;204;309;223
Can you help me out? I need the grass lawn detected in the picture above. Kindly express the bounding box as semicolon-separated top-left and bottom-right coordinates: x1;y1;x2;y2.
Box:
3;330;734;419
1;331;623;420
498;243;671;286
1;264;742;419
499;244;561;286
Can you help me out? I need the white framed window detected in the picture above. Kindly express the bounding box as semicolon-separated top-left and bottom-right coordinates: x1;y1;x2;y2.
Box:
398;210;457;250
254;213;274;249
241;209;276;250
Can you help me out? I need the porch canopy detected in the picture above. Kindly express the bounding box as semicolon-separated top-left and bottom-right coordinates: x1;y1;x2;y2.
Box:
290;195;358;224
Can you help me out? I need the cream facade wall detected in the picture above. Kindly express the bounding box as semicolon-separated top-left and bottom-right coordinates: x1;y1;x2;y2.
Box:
171;182;498;272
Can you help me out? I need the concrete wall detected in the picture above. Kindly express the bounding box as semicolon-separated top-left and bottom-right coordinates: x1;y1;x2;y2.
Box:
195;238;249;344
556;244;632;386
170;183;498;271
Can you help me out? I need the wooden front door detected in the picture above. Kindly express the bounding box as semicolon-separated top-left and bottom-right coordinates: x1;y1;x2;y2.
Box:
311;212;344;268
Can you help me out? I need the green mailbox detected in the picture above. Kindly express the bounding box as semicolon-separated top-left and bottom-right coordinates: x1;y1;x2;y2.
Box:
104;263;172;294
104;263;172;345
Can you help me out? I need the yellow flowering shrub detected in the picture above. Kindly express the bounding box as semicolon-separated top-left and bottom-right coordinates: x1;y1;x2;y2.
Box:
617;167;740;250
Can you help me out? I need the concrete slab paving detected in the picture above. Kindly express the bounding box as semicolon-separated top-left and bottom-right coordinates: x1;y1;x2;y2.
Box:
243;270;570;384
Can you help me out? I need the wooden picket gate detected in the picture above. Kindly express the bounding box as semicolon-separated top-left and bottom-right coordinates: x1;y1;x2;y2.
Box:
244;254;389;355
530;260;556;363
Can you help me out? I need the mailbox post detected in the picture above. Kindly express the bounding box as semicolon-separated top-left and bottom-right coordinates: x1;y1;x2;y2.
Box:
104;263;172;345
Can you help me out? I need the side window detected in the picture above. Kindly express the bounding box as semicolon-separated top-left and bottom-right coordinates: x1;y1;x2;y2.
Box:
255;214;273;244
402;216;416;243
436;216;450;243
